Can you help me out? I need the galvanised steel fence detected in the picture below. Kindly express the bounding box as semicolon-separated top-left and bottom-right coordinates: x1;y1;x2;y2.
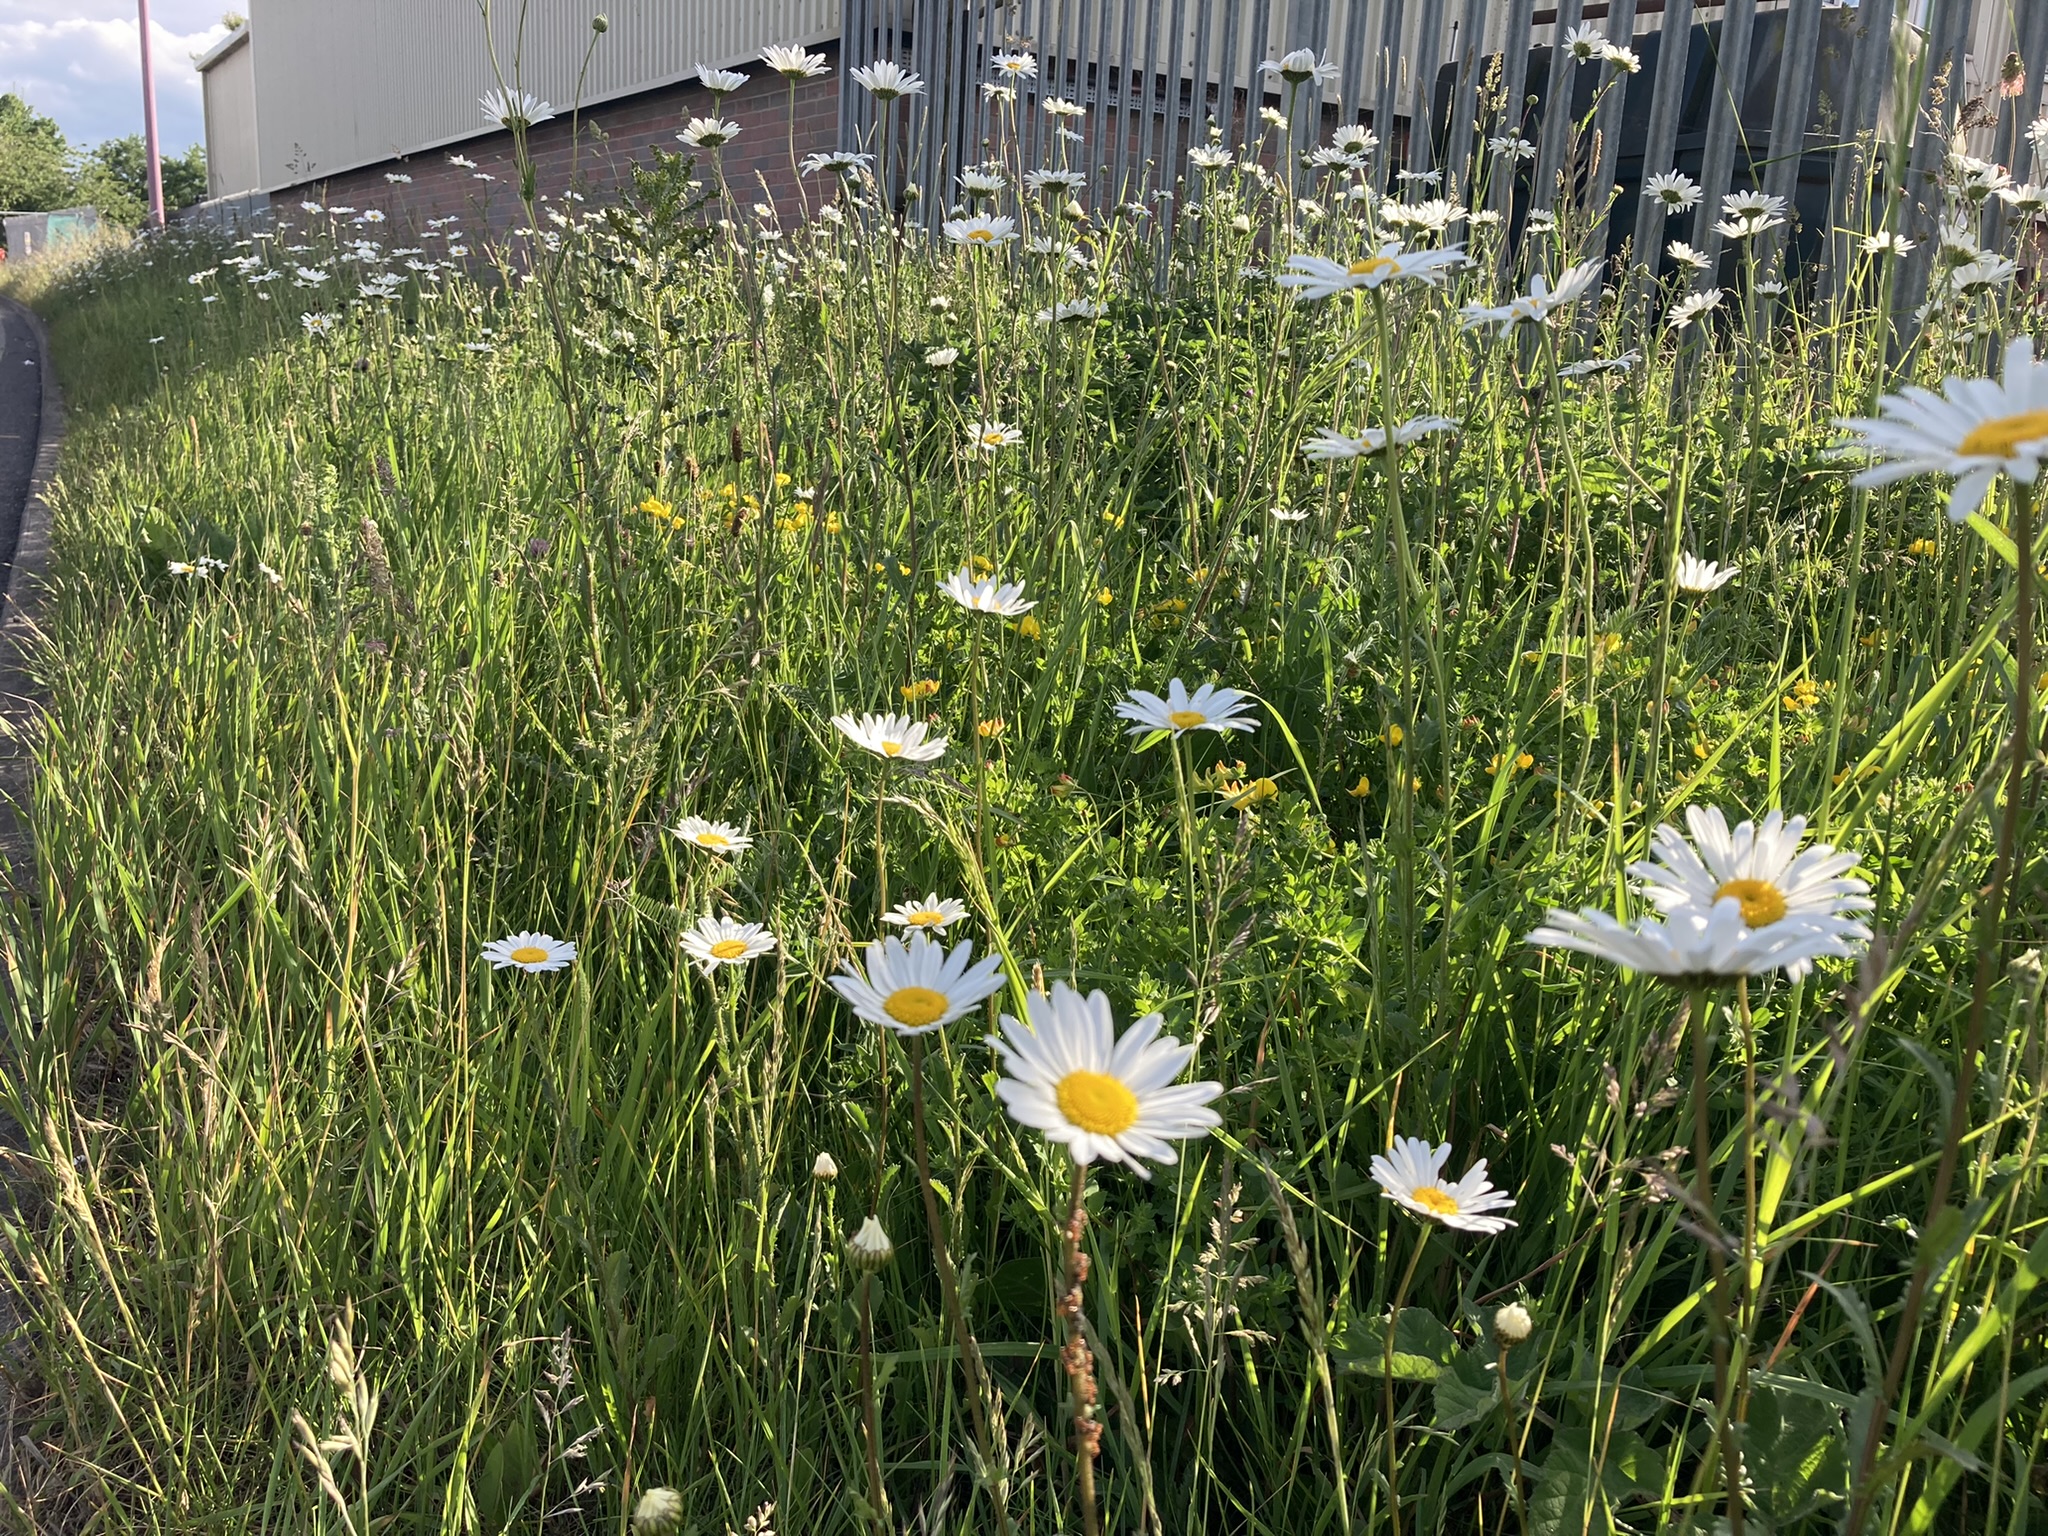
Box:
834;0;2048;321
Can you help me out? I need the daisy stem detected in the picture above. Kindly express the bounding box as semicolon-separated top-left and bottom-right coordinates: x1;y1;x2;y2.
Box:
1382;1224;1429;1536
856;1268;891;1536
872;765;892;1216
1737;975;1758;1420
1060;1160;1102;1536
1643;432;1697;818
1687;985;1745;1536
906;1035;1014;1535
1369;287;1422;999
1170;735;1203;1003
1845;473;2037;1535
1494;1333;1531;1536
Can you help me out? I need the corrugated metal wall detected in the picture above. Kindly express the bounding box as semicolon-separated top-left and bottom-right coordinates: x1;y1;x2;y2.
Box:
249;0;836;189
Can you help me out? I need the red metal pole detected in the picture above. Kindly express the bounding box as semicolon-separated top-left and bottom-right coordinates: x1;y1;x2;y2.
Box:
137;0;166;226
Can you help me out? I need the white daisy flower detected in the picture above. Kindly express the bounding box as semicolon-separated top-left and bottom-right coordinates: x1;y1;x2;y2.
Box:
1043;96;1087;118
965;420;1023;455
1489;134;1536;160
926;346;961;368
1998;183;2048;218
1644;171;1702;210
300;312;338;337
1603;43;1642;72
1261;48;1339;86
1025;166;1088;197
1114;679;1259;737
1270;506;1313;522
673;815;753;854
941;565;1036;615
1667;240;1711;271
697;65;749;95
1274;243;1468;300
1301;415;1459;459
802;150;873;178
1371;1136;1517;1233
678;117;740;149
447;154;478;169
1556;349;1641;378
958;167;1006;197
1631;807;1871;945
481;931;577;972
1189;144;1235;171
1331;124;1378;155
1667;288;1724;330
1563;22;1607;62
883;894;970;931
1952;253;2017;297
1675;554;1739;592
991;50;1037;80
850;60;925;99
681;915;777;972
846;1214;895;1269
1459;258;1604;334
1833;336;2048;521
1034;299;1104;323
1860;231;1915;257
986;983;1222;1174
830;931;1006;1034
831;711;948;762
480;88;554;129
762;44;830;79
942;212;1018;248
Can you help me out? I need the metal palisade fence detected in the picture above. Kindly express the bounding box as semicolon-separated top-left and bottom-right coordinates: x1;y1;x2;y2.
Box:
835;0;2048;327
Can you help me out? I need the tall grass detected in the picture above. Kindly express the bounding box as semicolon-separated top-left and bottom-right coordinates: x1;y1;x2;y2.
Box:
0;80;2042;1536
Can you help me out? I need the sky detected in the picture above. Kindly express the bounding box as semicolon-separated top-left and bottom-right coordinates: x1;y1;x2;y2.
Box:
2;0;229;153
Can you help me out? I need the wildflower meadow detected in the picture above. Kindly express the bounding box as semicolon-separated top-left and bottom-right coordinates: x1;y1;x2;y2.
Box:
1;33;2046;1536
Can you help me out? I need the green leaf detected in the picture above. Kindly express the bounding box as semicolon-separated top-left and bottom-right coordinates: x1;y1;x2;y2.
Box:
1433;1346;1504;1430
1336;1306;1458;1380
1745;1376;1849;1523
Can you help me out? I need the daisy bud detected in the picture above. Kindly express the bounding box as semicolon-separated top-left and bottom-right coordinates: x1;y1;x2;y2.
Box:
591;13;609;31
813;1152;840;1181
845;1215;895;1271
1493;1303;1533;1345
632;1487;684;1534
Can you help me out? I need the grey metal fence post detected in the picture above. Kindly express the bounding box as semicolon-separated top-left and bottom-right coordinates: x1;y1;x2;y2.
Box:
1586;0;1640;264
1489;0;1538;222
1440;0;1487;199
1891;0;1975;351
1693;0;1759;279
1758;0;1821;280
1815;0;1893;308
1632;0;1696;300
1406;0;1448;177
1533;0;1585;228
1372;0;1410;189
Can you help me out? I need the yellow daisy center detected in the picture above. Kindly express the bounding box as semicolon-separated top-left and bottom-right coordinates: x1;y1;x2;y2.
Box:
880;740;904;756
709;938;751;960
1715;878;1788;928
1348;256;1398;278
1056;1070;1140;1135
696;831;730;847
1409;1185;1461;1217
1959;410;2048;458
968;228;994;242
1167;709;1208;729
508;945;550;965
883;986;950;1027
905;910;947;926
982;432;1006;445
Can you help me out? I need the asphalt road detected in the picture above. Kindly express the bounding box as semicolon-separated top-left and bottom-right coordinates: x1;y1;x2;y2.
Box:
0;301;42;599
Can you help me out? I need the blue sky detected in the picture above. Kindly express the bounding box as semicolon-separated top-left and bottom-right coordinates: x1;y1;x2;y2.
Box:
3;0;228;152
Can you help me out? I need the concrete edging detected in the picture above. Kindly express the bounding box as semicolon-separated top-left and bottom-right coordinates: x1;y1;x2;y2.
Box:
0;297;61;873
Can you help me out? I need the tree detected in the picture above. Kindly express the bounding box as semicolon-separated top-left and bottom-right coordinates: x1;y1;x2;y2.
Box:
0;94;73;212
73;137;210;225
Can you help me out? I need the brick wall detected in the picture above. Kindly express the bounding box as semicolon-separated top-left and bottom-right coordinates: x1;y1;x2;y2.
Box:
275;49;842;235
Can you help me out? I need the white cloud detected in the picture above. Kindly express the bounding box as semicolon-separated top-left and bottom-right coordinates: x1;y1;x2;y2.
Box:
1;1;228;153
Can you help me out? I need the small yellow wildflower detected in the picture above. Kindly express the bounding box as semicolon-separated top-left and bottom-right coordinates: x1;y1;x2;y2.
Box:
637;495;674;521
1096;587;1113;607
1384;724;1404;747
1907;537;1938;557
1346;774;1372;797
1016;613;1042;639
1516;751;1534;771
824;511;842;534
901;678;940;701
774;471;791;488
970;554;994;576
1487;754;1506;775
977;716;1006;738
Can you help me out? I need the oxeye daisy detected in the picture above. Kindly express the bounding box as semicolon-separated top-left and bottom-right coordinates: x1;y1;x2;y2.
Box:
1458;258;1604;334
941;565;1036;615
986;983;1222;1174
942;213;1018;248
1675;554;1740;593
678;117;740;149
883;893;970;930
1371;1136;1517;1233
480;88;554;128
673;815;753;854
965;420;1023;455
680;915;777;972
990;50;1038;80
1562;22;1607;62
830;931;1006;1035
696;65;749;95
1115;679;1260;736
481;931;577;972
1526;902;1860;982
832;710;948;762
1275;243;1468;300
761;43;829;79
1833;336;2048;521
851;60;925;99
1630;806;1871;948
1643;171;1703;210
1260;48;1339;86
1301;416;1458;460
